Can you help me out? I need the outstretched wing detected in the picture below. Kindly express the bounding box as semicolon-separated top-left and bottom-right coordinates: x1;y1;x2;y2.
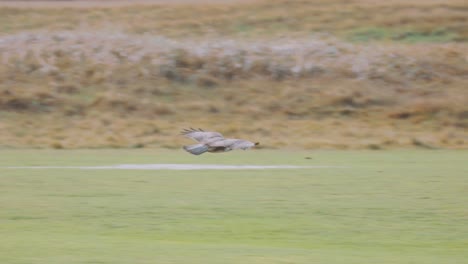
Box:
209;138;257;150
180;128;224;143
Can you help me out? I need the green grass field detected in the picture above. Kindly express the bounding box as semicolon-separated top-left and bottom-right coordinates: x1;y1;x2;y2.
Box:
1;149;467;264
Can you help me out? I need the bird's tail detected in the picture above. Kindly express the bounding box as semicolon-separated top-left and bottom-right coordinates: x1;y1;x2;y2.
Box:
183;144;209;155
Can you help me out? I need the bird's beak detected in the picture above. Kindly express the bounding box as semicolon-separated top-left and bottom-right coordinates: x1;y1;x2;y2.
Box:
255;142;260;146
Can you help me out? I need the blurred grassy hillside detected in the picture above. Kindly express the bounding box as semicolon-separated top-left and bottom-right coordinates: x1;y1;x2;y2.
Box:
0;0;467;149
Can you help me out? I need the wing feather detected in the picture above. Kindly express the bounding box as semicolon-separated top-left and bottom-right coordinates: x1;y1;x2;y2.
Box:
209;138;256;149
180;128;224;143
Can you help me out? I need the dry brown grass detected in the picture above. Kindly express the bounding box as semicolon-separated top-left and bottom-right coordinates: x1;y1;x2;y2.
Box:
0;0;256;8
1;0;467;40
0;0;467;149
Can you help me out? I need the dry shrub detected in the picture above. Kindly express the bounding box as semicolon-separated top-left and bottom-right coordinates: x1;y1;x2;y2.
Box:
151;105;174;116
90;95;139;113
389;98;462;121
457;111;468;121
192;74;220;88
171;49;204;70
1;31;467;88
55;84;79;94
88;93;176;117
50;142;63;149
0;91;60;112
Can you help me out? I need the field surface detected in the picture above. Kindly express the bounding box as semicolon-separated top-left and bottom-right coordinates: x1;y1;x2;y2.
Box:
1;149;467;264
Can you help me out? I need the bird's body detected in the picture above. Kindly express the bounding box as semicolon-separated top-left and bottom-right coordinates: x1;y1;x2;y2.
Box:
181;128;259;155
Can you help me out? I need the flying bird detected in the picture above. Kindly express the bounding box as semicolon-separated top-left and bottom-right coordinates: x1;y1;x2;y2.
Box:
181;128;259;155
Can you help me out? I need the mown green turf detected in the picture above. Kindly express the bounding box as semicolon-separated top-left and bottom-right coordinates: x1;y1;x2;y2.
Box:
1;149;467;264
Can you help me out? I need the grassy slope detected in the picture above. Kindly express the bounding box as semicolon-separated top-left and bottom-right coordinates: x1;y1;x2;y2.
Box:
0;0;467;40
0;0;467;149
1;149;468;263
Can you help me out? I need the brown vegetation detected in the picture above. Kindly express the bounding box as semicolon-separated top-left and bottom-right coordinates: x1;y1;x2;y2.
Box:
0;0;466;149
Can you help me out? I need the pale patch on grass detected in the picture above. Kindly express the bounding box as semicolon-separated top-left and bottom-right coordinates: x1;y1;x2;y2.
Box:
5;164;337;170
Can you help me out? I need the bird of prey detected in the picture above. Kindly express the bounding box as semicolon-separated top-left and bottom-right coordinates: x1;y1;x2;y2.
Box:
181;128;259;155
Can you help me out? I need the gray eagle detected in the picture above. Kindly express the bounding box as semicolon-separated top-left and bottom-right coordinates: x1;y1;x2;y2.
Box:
181;128;259;155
